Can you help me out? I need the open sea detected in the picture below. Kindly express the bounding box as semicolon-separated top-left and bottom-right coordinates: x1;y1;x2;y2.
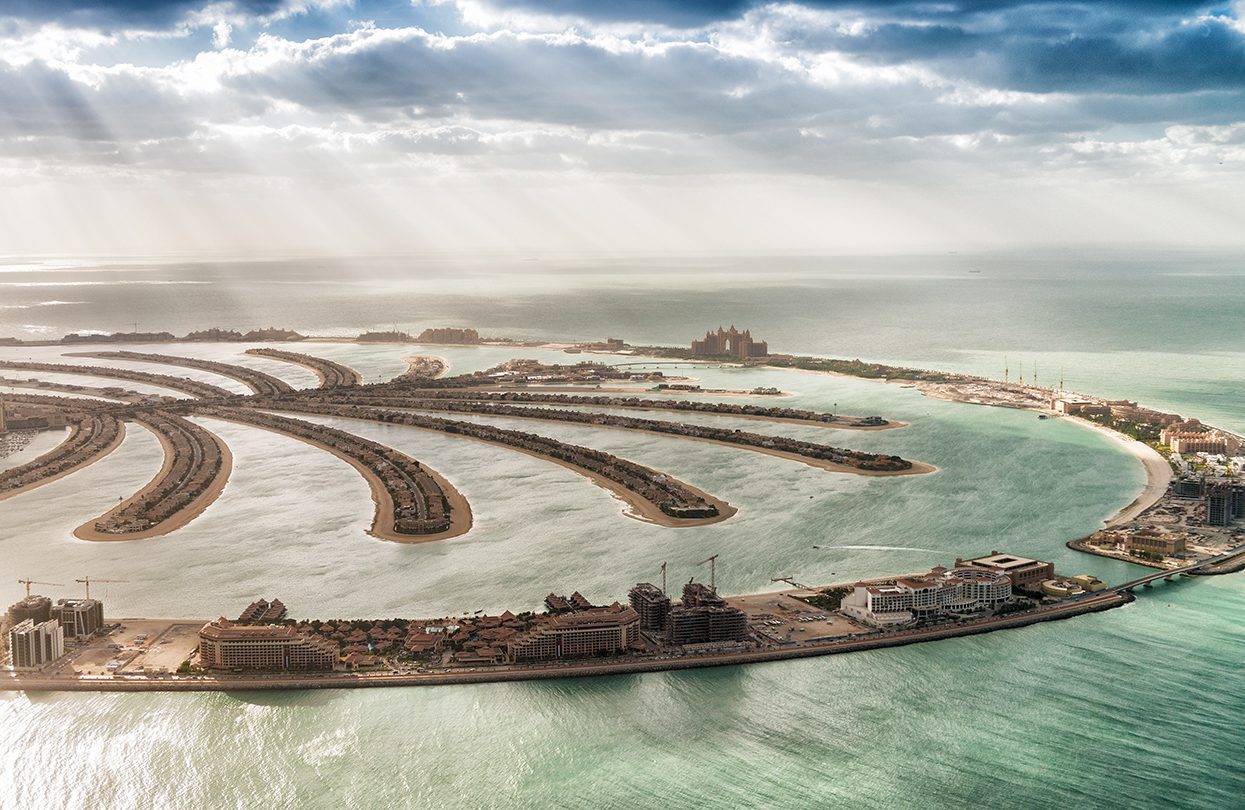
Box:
1;251;1243;809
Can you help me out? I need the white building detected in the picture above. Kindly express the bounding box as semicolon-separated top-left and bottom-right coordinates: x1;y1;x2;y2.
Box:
841;567;1012;627
8;618;65;670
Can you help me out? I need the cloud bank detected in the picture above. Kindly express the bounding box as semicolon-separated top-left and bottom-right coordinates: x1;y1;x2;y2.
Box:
1;0;1242;254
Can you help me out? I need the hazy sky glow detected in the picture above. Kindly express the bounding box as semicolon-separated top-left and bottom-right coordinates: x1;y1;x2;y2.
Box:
2;0;1244;255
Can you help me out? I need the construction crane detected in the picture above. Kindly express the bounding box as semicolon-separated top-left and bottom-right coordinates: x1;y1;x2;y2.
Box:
699;554;719;592
771;576;820;592
660;561;668;595
75;576;129;600
17;578;63;598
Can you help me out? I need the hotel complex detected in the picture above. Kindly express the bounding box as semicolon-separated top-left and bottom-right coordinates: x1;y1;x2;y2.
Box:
841;566;1013;627
506;603;640;661
691;326;768;359
197;619;340;671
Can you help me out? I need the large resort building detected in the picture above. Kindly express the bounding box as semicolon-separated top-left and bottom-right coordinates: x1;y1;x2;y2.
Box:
955;552;1055;591
841;566;1013;627
691;326;768;359
506;603;640;661
198;619;339;671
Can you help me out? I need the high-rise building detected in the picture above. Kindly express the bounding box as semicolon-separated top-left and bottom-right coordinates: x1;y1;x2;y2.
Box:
7;595;52;625
1206;486;1233;526
50;599;104;641
628;583;671;633
9;619;65;669
662;581;749;645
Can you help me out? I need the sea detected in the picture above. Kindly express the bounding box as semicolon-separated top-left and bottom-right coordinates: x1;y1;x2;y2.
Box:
1;251;1243;809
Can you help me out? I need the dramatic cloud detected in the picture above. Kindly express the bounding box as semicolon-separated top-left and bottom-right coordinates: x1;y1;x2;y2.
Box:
0;0;1242;253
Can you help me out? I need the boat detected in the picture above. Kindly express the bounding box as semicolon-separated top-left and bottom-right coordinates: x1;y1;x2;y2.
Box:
1038;414;1049;420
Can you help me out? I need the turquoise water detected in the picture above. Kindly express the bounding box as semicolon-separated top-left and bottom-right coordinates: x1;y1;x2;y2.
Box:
1;254;1243;808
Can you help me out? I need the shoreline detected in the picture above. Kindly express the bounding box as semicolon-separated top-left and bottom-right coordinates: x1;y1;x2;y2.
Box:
1;589;1131;693
72;418;234;542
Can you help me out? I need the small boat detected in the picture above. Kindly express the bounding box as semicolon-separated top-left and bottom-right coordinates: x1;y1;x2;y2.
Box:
1038;414;1049;420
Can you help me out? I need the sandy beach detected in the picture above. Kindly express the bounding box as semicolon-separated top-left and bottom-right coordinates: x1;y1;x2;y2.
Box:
73;418;233;542
1064;415;1173;526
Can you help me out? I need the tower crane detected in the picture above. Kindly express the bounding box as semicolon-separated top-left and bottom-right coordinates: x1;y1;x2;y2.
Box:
17;578;63;598
75;576;129;600
699;554;719;592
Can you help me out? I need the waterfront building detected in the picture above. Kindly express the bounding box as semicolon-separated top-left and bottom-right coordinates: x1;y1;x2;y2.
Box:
840;566;1013;627
690;326;768;358
628;583;671;634
198;619;339;671
1160;420;1205;445
1069;574;1107;592
1040;579;1085;598
668;605;749;645
1169;431;1239;455
50;598;104;641
658;581;750;645
7;595;52;625
506;603;639;662
1125;528;1187;556
955;552;1054;591
8;619;64;669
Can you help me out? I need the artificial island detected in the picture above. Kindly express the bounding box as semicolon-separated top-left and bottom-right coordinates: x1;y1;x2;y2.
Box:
3;324;1244;692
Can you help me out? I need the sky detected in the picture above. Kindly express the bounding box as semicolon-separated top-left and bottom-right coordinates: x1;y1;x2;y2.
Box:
0;0;1243;256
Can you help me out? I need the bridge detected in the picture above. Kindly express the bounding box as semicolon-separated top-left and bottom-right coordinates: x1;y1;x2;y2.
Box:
1109;545;1245;594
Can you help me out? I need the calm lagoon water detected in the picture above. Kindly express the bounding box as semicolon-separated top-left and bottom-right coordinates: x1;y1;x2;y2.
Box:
1;252;1243;808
